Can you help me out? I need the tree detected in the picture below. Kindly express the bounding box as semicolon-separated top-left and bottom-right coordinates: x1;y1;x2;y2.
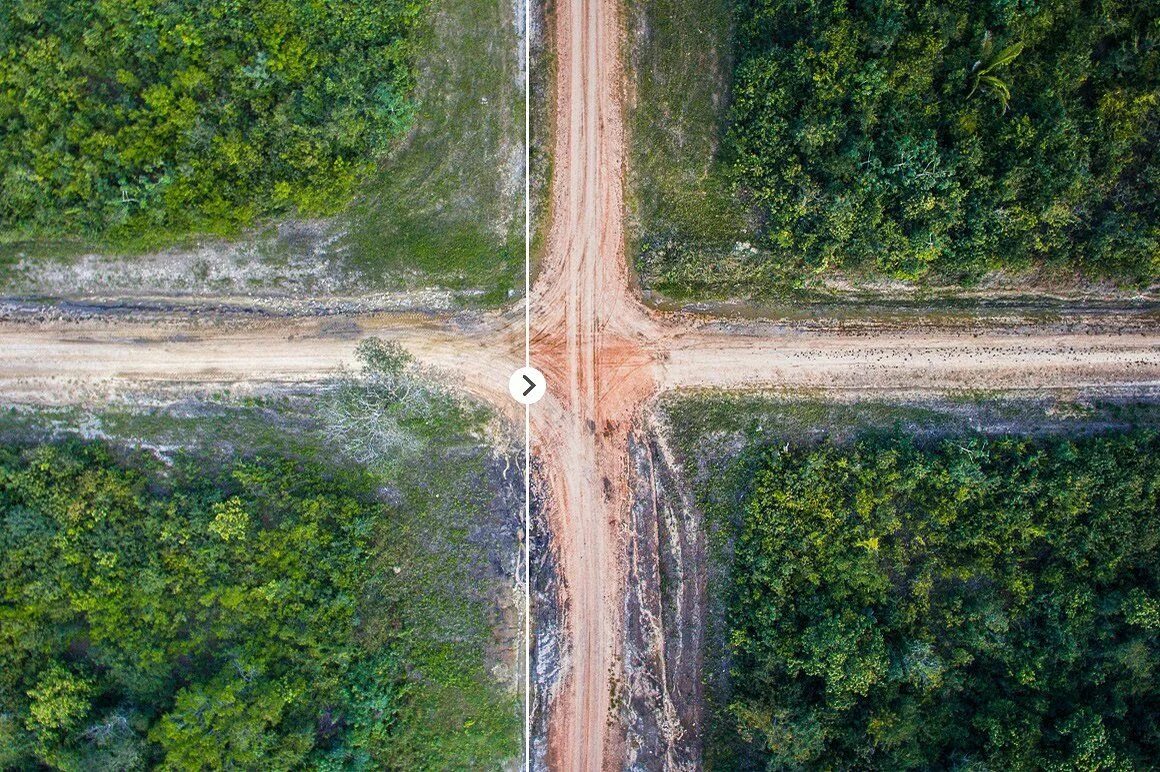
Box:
720;431;1160;768
0;0;424;247
722;0;1160;285
25;664;94;756
966;33;1024;113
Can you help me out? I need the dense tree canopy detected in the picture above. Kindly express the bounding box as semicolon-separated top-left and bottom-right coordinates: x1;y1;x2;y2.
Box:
0;0;421;246
725;431;1160;768
0;443;412;768
727;0;1160;282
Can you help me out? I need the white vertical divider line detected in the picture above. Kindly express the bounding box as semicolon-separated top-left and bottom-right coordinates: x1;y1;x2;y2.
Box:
522;0;532;764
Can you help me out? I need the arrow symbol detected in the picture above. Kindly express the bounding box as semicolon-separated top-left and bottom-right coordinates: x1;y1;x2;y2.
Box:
509;366;546;404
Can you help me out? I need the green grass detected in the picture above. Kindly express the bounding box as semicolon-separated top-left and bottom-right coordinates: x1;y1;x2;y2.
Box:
625;0;753;301
661;392;1160;477
529;0;555;273
339;0;523;303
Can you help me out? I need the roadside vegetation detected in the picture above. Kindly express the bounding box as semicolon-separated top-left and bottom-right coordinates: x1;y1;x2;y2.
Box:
727;432;1159;767
338;0;523;300
664;396;1160;768
630;0;1160;299
626;0;747;300
0;341;521;769
0;0;419;251
0;0;522;303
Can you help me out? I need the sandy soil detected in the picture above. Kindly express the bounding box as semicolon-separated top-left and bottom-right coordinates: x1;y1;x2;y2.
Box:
3;316;1156;404
528;0;660;763
664;327;1160;392
0;313;520;411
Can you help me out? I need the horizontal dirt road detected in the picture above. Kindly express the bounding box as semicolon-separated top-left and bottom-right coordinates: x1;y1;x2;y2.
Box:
0;313;519;409
4;315;1157;405
663;326;1160;392
3;0;1160;763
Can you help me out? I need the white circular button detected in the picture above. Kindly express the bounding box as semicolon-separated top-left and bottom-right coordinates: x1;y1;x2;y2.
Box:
509;366;546;405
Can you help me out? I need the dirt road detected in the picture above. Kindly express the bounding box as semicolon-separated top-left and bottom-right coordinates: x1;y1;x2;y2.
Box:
664;326;1160;392
1;315;1159;770
528;0;659;761
0;313;520;410
5;315;1159;400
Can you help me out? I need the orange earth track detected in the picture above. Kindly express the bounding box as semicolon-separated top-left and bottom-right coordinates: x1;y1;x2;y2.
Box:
2;0;1160;765
528;0;659;762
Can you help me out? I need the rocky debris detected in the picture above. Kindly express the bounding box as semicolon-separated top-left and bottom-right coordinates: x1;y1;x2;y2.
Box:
619;414;706;770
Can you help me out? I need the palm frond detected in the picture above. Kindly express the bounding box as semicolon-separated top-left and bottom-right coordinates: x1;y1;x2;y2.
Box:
967;33;1022;112
987;41;1024;70
979;75;1010;100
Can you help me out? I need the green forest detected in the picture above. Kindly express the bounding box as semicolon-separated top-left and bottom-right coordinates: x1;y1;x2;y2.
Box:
0;342;520;769
0;443;511;769
0;0;421;248
720;431;1160;768
727;0;1159;283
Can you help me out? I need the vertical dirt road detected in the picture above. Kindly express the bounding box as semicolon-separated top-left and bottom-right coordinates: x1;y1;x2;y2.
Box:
529;0;660;764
